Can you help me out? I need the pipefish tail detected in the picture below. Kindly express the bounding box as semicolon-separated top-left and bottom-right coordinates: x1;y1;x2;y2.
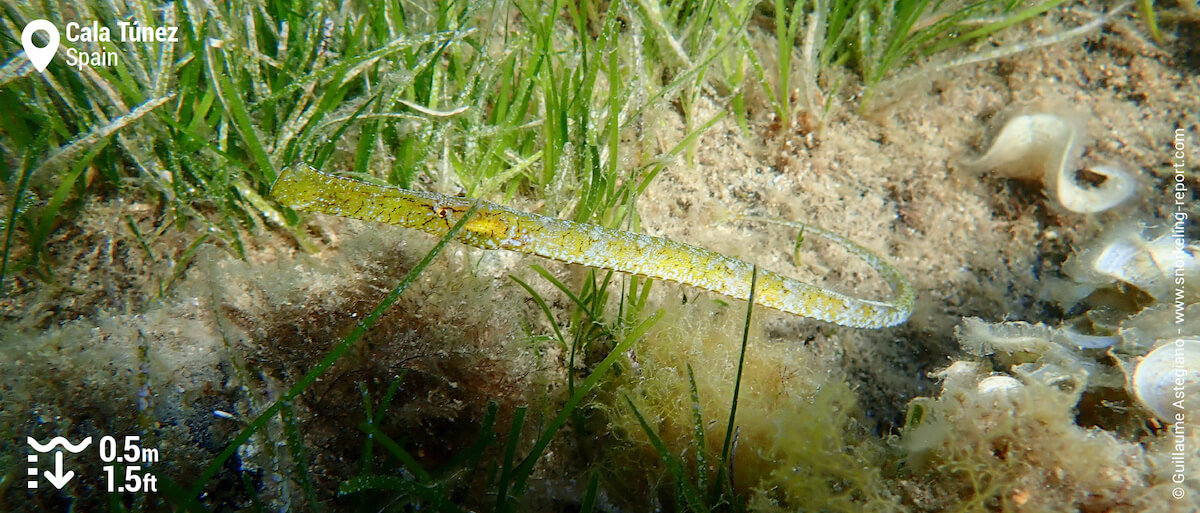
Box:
270;164;914;328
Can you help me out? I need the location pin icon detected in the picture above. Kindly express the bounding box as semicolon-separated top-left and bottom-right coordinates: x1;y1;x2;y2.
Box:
22;19;59;73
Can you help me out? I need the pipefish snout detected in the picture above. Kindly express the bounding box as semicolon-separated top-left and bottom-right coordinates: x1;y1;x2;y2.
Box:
270;164;914;328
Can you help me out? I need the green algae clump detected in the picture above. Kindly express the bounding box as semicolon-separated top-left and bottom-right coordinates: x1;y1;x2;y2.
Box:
595;300;900;511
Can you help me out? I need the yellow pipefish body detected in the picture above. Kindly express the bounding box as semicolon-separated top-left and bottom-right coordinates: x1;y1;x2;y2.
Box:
271;164;914;328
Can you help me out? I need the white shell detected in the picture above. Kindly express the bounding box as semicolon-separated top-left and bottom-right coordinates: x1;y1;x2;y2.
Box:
1131;339;1200;422
1078;226;1197;301
968;111;1137;213
977;375;1024;396
1051;162;1138;214
934;360;983;392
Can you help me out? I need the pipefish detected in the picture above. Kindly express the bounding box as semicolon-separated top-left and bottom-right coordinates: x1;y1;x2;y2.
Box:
270;164;914;328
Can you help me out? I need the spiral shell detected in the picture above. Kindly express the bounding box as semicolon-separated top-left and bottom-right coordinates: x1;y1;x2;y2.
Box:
968;110;1137;214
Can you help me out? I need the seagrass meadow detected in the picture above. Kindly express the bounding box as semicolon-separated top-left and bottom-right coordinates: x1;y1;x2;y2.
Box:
2;0;1199;511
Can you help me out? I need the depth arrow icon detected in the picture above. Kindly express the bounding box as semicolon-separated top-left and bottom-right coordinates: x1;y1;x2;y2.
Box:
44;451;74;489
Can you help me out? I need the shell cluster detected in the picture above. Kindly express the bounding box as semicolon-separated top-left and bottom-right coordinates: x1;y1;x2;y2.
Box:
955;102;1198;425
952;316;1200;424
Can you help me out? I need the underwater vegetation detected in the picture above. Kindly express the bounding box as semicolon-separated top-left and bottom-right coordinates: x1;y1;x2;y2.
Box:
1;0;1198;512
